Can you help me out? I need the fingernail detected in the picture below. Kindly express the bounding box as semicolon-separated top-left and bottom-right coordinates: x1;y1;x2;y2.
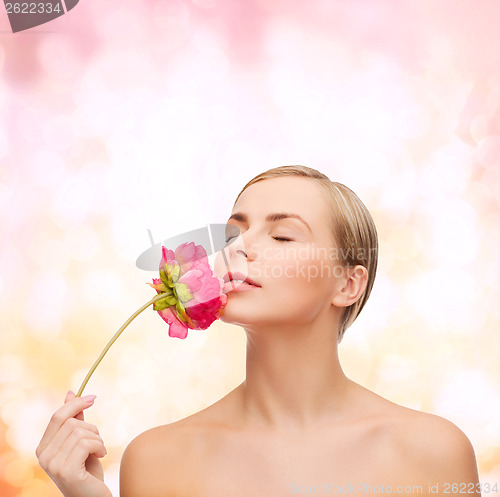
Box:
81;394;97;403
66;390;74;396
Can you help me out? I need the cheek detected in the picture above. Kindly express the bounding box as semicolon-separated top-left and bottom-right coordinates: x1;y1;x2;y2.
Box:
281;255;331;285
265;256;332;306
265;257;334;322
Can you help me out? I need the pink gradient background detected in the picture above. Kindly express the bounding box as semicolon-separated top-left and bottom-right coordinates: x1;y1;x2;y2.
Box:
1;1;500;495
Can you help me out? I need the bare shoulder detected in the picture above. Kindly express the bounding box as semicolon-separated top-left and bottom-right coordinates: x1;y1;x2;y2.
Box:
374;400;480;487
119;395;231;497
349;383;479;488
119;420;201;497
398;409;480;484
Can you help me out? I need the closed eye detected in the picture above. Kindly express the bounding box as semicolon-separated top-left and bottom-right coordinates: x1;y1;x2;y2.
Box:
225;236;293;243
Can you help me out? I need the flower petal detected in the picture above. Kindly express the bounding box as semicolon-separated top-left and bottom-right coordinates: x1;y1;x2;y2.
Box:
150;243;228;338
156;307;189;339
185;296;225;329
175;242;208;268
167;317;189;339
177;268;204;293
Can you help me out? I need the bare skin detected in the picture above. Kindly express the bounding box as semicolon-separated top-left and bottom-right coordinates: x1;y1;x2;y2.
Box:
121;177;480;496
120;378;481;497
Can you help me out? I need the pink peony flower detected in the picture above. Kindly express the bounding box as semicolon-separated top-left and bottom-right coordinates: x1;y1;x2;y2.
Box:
75;241;227;397
147;242;227;339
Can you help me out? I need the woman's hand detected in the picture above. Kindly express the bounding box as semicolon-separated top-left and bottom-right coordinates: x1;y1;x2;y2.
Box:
36;390;113;497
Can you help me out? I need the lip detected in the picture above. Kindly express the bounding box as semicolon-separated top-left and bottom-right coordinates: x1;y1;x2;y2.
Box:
223;271;261;287
223;281;260;293
222;271;261;293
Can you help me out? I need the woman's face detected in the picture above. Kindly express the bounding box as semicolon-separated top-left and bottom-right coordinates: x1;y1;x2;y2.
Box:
214;176;348;330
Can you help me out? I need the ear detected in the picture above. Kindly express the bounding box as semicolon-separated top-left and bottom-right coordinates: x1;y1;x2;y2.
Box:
331;265;368;308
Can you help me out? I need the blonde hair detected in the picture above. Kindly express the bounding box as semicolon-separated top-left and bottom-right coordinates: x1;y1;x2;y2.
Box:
233;165;378;343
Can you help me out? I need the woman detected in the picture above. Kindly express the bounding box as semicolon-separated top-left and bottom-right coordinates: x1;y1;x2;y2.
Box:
36;166;481;497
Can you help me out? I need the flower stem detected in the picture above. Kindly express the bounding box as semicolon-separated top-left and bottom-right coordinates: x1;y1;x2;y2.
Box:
75;293;169;397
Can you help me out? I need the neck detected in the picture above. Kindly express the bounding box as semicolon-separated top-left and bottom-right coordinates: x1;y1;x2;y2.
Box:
237;314;352;435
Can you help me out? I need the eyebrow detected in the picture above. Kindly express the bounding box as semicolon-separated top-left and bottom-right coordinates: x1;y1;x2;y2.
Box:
227;211;312;234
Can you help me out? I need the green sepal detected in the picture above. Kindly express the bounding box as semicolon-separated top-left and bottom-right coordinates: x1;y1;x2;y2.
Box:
151;282;168;293
174;282;193;303
175;300;188;322
159;269;172;289
153;300;169;311
170;263;181;283
153;294;178;311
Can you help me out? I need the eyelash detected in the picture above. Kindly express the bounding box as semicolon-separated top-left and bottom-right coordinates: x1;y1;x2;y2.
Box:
225;236;293;243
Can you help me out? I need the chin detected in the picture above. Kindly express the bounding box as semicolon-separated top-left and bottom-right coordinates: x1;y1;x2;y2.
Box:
219;304;262;327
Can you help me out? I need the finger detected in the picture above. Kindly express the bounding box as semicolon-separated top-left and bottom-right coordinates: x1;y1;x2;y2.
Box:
37;394;96;456
63;428;106;462
41;417;101;463
60;433;107;475
66;437;107;470
45;432;106;482
41;427;105;474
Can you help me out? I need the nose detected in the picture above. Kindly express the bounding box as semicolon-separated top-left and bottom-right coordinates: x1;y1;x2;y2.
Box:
226;230;258;261
214;230;259;280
